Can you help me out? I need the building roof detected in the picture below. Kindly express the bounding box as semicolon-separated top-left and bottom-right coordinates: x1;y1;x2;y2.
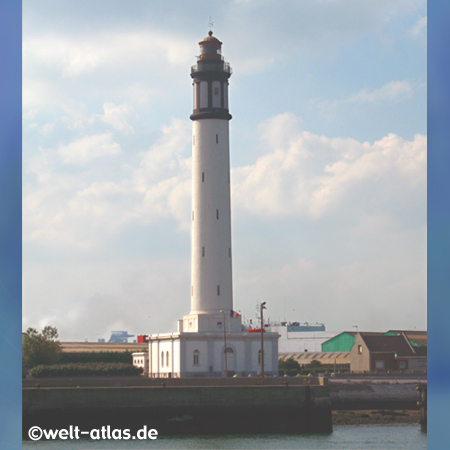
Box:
325;331;383;342
199;31;222;45
360;334;419;357
323;330;383;341
386;330;427;347
413;346;428;357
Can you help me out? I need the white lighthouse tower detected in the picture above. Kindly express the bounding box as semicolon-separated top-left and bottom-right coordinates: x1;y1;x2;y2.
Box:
180;31;242;335
144;32;279;378
190;31;233;317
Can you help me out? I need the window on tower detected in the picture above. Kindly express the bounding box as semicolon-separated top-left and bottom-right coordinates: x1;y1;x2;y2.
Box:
223;82;228;109
200;45;221;56
193;84;198;110
216;134;218;144
212;81;221;108
200;81;208;108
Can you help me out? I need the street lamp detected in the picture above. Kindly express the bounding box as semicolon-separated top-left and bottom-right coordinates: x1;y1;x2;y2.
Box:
220;310;228;378
260;301;267;383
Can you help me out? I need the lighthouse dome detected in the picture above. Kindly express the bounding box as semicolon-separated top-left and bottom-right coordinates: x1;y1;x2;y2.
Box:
198;31;223;60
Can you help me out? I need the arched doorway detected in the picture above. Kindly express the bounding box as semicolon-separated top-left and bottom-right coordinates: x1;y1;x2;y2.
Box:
223;347;235;374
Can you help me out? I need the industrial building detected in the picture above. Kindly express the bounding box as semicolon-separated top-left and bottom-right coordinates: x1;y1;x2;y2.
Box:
279;329;427;374
321;330;427;354
350;332;427;372
268;323;339;353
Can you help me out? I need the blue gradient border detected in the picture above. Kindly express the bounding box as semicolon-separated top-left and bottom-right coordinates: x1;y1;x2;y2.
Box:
0;1;22;449
428;1;450;450
0;1;444;449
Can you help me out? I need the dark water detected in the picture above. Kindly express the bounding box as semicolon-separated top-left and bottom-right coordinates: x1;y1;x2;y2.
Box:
23;425;426;450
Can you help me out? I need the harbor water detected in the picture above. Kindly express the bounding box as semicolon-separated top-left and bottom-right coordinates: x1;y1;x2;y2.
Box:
23;425;426;450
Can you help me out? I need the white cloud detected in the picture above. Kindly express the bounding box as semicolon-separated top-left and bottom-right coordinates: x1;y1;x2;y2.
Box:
132;119;192;229
225;0;425;62
23;119;192;249
57;133;122;165
232;113;426;219
234;57;275;75
309;80;423;120
23;113;426;337
347;81;416;104
23;120;55;135
60;101;95;130
99;103;136;133
25;115;425;250
58;102;137;132
23;30;193;79
257;113;304;151
42;123;55;135
22;27;194;115
410;16;427;37
124;83;162;106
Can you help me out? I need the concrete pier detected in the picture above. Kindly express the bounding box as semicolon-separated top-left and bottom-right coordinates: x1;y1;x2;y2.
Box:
23;383;332;436
330;381;423;411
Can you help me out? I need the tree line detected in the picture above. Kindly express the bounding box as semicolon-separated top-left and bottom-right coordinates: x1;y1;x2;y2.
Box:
22;326;141;378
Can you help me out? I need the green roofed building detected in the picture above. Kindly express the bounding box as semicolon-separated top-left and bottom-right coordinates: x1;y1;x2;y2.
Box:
322;332;385;352
321;332;356;352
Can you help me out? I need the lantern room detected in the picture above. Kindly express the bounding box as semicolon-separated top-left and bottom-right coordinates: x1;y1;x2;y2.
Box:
198;31;223;61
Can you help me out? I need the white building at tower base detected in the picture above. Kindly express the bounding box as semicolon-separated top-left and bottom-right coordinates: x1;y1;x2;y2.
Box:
146;318;279;378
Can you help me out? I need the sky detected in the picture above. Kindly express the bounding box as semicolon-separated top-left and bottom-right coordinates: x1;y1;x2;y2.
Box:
22;0;427;342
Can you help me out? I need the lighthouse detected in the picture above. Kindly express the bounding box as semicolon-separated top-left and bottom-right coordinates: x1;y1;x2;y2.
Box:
143;31;279;378
190;31;233;316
